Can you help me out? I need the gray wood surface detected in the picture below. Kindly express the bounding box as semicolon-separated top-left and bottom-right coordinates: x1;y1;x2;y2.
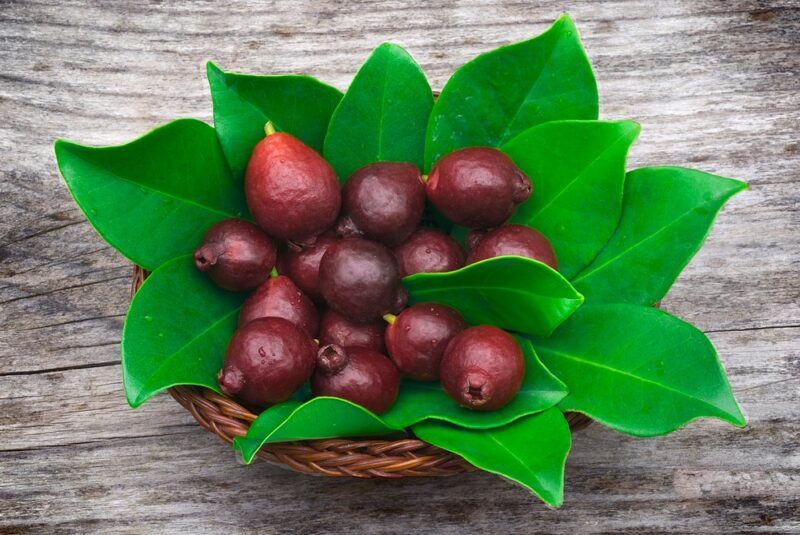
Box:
1;0;798;533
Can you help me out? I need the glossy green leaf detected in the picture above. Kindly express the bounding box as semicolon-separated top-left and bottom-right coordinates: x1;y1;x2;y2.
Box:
324;43;433;180
425;14;598;170
572;167;747;305
382;337;567;429
502;120;640;278
413;408;571;507
55;119;246;271
234;397;402;464
207;62;342;178
531;304;745;437
122;255;246;408
403;256;584;337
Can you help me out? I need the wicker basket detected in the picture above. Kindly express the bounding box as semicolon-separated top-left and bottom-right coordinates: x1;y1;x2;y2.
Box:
132;266;591;478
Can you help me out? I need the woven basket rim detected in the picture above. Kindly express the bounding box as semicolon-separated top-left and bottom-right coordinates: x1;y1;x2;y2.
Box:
131;265;592;478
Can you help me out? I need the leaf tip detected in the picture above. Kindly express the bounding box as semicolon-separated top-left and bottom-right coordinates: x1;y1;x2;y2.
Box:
53;137;77;160
125;388;145;409
555;12;576;27
206;60;223;77
232;437;256;465
544;492;564;509
620;119;642;139
728;404;747;428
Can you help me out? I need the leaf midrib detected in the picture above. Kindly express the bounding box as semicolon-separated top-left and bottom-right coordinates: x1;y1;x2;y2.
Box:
528;127;636;226
539;347;730;416
214;67;271;126
572;191;736;284
375;57;392;161
67;152;237;220
409;282;580;302
403;380;563;399
497;29;565;144
131;307;240;403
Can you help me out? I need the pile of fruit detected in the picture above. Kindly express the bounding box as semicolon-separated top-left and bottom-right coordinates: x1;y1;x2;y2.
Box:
203;126;550;415
55;15;747;506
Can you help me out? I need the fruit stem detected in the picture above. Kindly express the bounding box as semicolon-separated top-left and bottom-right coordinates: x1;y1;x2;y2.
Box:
269;267;279;278
383;313;397;325
264;121;277;136
420;174;429;184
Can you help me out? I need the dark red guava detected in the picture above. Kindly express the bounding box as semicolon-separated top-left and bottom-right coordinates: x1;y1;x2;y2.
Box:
319;237;405;322
338;162;425;246
311;344;399;414
394;228;465;277
426;147;531;229
194;218;276;291
277;233;338;301
319;309;386;353
245;132;341;243
467;224;558;270
238;275;319;337
440;325;525;411
385;303;466;381
218;317;316;407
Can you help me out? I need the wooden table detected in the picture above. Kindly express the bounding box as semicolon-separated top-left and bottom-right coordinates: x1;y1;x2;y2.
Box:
1;1;798;532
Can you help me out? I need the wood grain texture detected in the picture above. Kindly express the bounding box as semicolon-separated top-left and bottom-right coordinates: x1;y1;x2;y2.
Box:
0;0;798;532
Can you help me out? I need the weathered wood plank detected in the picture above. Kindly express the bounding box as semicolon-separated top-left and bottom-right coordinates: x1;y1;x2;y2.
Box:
0;0;798;532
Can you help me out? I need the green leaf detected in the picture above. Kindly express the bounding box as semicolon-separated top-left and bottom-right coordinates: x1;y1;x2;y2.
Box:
425;14;598;170
207;62;342;179
413;408;571;507
234;397;402;464
382;337;567;429
55;119;246;271
403;256;584;337
572;167;748;305
502;120;641;278
122;255;246;408
324;43;433;180
531;304;745;437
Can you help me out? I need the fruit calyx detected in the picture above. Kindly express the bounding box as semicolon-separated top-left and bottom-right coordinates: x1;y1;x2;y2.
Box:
317;344;349;375
218;367;245;395
194;243;224;271
459;368;494;408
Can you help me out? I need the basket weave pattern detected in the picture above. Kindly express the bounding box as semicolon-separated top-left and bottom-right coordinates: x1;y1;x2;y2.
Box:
132;266;591;478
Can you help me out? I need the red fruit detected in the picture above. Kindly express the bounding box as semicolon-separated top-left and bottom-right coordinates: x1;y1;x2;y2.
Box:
440;326;525;411
338;162;426;246
278;233;338;301
193;219;276;291
218;317;316;407
467;224;558;270
319;309;386;353
426;147;531;229
311;344;399;414
245;132;341;243
394;228;465;277
319;237;406;322
239;275;319;337
385;303;465;381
